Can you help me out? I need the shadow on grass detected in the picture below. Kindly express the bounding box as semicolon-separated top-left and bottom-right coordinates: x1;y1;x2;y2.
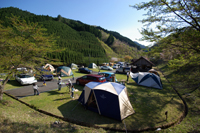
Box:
57;100;121;126
6;80;22;87
47;90;67;96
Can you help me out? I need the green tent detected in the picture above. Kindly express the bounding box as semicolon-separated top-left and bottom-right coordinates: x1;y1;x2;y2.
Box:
56;66;73;77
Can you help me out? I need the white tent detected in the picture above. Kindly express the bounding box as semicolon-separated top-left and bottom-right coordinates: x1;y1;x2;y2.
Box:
130;72;163;89
44;64;55;72
68;63;78;69
88;63;98;69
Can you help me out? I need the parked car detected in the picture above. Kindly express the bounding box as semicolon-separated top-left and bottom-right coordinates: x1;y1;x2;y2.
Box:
98;72;117;82
36;68;54;81
15;74;37;85
116;67;131;74
101;66;113;71
78;68;92;74
40;73;54;81
76;74;106;85
113;64;120;69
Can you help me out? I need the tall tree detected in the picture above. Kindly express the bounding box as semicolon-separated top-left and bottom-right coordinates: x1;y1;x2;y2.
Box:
0;15;56;100
132;0;200;90
132;0;200;42
132;0;200;64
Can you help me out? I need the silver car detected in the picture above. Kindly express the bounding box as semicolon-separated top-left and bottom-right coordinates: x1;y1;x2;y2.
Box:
101;66;113;71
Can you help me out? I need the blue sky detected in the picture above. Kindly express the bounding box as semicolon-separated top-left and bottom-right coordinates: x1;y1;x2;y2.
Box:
1;0;152;46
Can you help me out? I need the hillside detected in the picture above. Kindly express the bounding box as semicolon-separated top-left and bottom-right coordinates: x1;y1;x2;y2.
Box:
0;7;144;65
96;26;146;49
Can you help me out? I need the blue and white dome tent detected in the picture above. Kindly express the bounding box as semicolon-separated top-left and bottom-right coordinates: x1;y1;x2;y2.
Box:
78;82;135;121
130;72;163;89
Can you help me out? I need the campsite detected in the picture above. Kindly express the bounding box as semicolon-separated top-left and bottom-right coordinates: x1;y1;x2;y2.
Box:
1;1;200;132
2;67;185;132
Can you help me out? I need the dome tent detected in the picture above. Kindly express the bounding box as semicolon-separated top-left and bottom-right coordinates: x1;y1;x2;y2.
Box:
130;72;163;89
43;63;55;72
78;82;135;121
68;63;78;70
88;63;97;69
56;66;73;77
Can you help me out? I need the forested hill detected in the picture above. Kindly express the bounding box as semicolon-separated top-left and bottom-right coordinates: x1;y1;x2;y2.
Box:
0;7;144;66
96;27;146;49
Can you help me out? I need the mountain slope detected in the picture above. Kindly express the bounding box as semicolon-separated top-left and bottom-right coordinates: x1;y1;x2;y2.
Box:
96;26;146;49
0;7;109;66
0;7;144;65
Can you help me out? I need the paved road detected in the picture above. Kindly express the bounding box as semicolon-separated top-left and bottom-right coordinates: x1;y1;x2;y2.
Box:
5;70;116;98
5;77;78;98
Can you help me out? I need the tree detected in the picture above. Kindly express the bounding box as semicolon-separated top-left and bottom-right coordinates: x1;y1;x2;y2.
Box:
132;0;200;90
106;34;114;46
124;55;132;62
132;0;200;41
0;15;56;100
132;0;200;65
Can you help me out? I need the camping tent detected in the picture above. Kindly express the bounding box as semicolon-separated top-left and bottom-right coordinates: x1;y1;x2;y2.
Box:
130;72;163;89
68;63;78;70
88;63;97;69
148;69;159;76
56;66;73;77
44;64;55;72
78;82;135;121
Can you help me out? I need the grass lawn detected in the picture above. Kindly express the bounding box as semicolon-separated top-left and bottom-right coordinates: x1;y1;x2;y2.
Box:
155;62;200;133
20;69;184;131
0;94;107;133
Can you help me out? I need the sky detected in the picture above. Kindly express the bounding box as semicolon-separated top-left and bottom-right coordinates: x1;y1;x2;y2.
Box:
1;0;153;46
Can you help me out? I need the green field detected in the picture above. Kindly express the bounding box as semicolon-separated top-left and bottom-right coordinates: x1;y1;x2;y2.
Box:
16;70;184;131
1;67;193;132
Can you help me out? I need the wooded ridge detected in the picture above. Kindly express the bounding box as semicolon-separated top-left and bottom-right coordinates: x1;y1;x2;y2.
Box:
0;7;145;66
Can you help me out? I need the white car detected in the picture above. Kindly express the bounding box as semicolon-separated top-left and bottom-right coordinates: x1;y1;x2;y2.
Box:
101;66;113;71
15;74;37;85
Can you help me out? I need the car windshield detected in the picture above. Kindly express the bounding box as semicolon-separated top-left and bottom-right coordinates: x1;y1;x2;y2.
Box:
99;77;106;81
19;75;32;78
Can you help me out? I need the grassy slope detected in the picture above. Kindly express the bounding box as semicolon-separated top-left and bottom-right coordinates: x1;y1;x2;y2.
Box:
11;70;183;131
155;62;200;133
98;38;118;59
2;65;196;132
0;94;108;133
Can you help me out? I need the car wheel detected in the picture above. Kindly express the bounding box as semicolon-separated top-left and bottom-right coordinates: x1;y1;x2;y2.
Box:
76;80;80;85
116;71;119;73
